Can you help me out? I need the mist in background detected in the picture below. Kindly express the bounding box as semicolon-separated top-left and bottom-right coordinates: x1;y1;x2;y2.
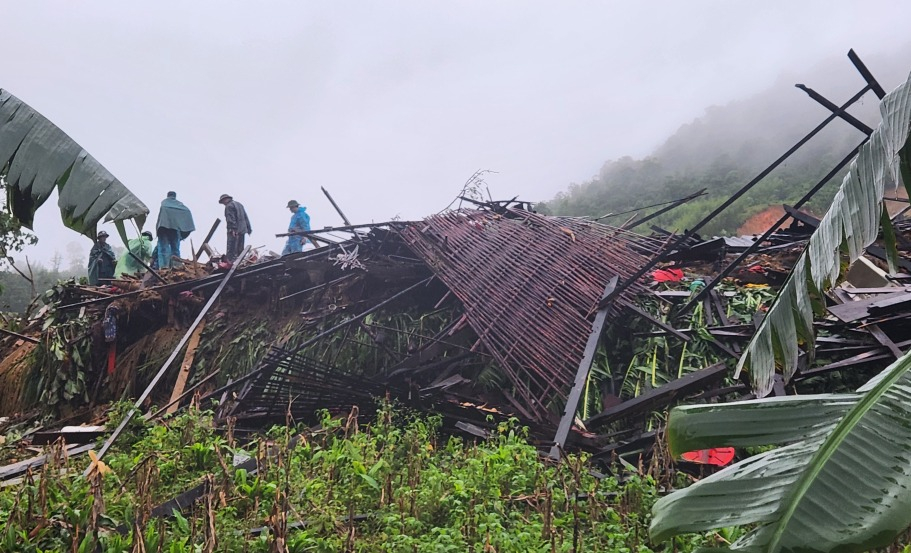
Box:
3;1;911;268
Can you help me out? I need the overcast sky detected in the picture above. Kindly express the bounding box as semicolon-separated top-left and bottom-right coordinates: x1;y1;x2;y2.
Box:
4;1;911;266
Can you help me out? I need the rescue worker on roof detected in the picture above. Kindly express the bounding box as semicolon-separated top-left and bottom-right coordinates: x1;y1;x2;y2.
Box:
156;191;195;269
218;193;252;262
88;230;116;286
114;230;154;277
282;200;310;255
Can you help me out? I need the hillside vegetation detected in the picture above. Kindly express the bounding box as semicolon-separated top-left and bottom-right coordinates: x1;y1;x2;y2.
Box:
538;52;911;236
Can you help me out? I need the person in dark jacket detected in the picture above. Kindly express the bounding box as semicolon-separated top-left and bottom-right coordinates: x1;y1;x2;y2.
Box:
156;191;195;269
218;193;252;262
88;230;116;286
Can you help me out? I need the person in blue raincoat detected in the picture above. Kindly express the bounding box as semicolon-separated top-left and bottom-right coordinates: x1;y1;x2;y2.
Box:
155;191;195;269
282;200;310;255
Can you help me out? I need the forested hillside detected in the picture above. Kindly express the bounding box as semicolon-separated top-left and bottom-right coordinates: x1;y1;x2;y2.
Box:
0;266;84;312
538;50;911;235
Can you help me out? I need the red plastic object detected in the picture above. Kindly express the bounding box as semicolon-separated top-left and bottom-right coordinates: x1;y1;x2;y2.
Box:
681;447;735;466
652;268;684;283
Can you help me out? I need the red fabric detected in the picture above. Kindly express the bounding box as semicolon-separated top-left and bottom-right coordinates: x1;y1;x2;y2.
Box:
681;447;735;466
653;268;684;282
107;343;117;376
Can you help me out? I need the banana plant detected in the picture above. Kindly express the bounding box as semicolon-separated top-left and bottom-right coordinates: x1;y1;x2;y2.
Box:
0;89;148;241
651;351;911;552
650;71;911;551
735;72;911;398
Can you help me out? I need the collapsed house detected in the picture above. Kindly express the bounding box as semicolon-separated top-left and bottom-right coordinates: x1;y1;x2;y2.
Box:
3;204;654;439
2;190;909;470
2;50;910;503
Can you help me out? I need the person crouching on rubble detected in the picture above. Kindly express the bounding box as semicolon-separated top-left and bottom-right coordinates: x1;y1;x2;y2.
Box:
282;200;310;255
156;191;195;269
219;193;252;262
114;230;154;277
88;230;116;286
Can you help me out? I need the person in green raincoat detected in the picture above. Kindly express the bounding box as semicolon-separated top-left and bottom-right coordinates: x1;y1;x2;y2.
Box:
114;230;154;277
156;191;195;269
87;230;116;286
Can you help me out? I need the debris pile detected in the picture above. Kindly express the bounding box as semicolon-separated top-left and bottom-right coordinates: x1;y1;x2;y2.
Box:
0;178;907;485
1;50;909;527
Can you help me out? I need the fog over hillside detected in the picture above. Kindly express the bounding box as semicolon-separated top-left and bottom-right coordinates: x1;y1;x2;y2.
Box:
651;51;910;177
541;47;911;235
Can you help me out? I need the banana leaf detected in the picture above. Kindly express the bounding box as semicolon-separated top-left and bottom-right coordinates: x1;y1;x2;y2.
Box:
651;350;911;552
0;89;148;240
736;72;911;397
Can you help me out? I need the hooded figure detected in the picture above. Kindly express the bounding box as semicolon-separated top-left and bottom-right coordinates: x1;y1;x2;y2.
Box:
282;200;310;255
114;230;154;277
88;230;116;286
156;191;195;269
218;193;252;262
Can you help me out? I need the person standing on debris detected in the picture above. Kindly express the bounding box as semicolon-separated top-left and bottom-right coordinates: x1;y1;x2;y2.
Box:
282;200;311;255
219;193;252;262
156;191;195;269
87;230;116;286
114;230;154;277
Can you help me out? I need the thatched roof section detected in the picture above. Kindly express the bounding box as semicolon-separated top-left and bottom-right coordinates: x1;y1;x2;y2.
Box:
402;208;652;414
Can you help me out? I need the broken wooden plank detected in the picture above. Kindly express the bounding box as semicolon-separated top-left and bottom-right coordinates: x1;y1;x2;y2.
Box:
584;362;728;429
866;324;904;360
866;245;911;272
165;320;207;415
592;431;657;460
783;204;821;228
665;237;726;262
321;186;352;226
0;327;39;343
127;251;166;284
796;349;892;379
623;302;691;343
826;290;911;323
841;287;910;294
148;369;221;420
0;444;93;481
653;290;691;298
193;218;221;262
870;293;911;312
31;426;106;446
550;277;617;460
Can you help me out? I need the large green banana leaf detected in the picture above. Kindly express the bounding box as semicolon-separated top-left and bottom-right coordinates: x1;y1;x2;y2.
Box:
736;72;911;397
0;89;148;239
651;350;911;552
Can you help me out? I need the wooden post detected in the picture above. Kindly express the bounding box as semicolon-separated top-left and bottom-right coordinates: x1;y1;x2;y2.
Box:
165;320;206;415
194;219;222;261
549;276;617;460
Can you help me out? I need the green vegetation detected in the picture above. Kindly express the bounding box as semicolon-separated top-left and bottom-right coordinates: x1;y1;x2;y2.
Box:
0;89;148;243
537;154;846;238
603;283;775;404
0;265;85;311
535;68;884;235
1;404;738;552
